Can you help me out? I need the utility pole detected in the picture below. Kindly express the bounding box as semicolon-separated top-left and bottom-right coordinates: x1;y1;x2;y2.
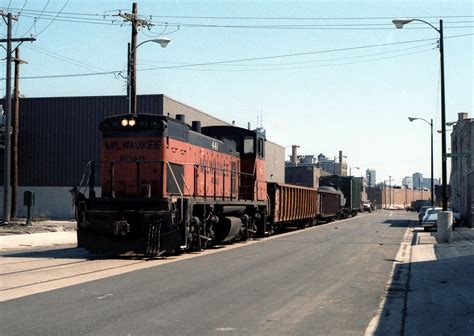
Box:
0;11;35;224
117;3;153;116
11;48;27;219
389;176;392;207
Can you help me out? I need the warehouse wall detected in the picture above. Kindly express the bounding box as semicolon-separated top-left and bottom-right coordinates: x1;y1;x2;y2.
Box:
0;94;285;218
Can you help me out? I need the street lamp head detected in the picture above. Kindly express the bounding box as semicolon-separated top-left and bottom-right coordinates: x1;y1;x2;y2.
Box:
408;117;416;122
392;18;414;29
152;37;171;48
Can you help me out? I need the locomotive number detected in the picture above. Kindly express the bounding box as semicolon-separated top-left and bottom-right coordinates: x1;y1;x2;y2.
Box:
120;155;145;162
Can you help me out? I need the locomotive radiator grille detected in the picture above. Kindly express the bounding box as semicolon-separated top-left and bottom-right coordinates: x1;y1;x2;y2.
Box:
146;219;162;255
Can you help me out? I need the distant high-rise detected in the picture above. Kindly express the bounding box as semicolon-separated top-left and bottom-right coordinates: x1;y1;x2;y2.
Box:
413;172;423;190
366;169;376;187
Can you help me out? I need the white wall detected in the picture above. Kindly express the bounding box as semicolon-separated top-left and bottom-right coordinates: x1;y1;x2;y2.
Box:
0;186;100;220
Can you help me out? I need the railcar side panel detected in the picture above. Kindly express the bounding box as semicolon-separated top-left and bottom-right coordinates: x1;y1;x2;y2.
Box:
268;183;318;225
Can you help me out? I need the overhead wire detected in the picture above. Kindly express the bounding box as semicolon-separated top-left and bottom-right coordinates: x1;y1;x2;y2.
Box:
10;13;474;30
1;34;464;81
1;7;472;31
137;42;435;68
165;48;435;72
23;44;123;81
1;7;472;20
14;0;29;35
21;0;50;37
35;0;70;36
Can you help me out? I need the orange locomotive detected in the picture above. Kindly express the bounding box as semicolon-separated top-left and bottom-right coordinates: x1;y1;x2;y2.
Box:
72;114;268;255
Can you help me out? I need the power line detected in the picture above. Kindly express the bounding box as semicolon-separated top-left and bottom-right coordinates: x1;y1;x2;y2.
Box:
17;13;127;26
135;34;468;71
36;0;70;36
3;33;472;80
141;15;474;21
1;7;472;21
11;14;474;31
137;42;435;67
24;44;122;81
166;48;435;72
21;0;50;37
13;0;28;35
0;7;117;18
145;20;474;30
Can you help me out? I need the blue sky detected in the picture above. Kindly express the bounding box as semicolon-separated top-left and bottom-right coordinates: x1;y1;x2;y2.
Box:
1;0;473;185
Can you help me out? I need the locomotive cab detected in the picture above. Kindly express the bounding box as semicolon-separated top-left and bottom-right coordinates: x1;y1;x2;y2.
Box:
201;125;267;201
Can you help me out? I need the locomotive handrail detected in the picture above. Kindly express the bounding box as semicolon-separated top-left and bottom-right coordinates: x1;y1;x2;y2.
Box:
83;159;257;200
91;160;255;177
166;161;184;224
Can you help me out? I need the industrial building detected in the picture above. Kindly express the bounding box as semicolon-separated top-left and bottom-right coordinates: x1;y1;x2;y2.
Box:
0;94;285;219
450;112;474;226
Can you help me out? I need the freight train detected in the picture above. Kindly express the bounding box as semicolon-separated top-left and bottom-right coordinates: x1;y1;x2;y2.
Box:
71;113;362;256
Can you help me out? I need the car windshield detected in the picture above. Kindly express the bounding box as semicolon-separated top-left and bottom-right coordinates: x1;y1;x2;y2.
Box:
419;206;430;214
426;208;442;215
423;213;438;222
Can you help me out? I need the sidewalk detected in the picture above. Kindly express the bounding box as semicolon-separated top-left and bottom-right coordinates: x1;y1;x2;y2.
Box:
406;226;474;335
369;224;474;335
0;219;77;250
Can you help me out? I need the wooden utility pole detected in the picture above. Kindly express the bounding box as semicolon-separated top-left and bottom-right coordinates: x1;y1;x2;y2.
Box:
0;11;35;224
11;48;28;219
117;3;153;116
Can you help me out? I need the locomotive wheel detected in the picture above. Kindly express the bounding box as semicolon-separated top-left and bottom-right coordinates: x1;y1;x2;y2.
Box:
266;223;274;236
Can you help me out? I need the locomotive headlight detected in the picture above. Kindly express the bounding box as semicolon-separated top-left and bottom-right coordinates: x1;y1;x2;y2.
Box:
121;118;129;127
128;118;136;127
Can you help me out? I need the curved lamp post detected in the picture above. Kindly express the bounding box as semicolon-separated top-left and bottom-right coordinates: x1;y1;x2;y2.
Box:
349;166;360;176
129;37;171;116
393;18;447;211
408;117;434;206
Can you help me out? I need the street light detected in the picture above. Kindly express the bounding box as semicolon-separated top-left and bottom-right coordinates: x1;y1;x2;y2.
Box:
408;117;434;206
129;37;171;116
349;166;360;176
393;18;447;211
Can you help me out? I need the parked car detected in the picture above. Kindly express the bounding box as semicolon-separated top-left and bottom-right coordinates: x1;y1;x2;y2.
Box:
418;206;432;224
421;212;439;231
421;207;451;231
362;201;372;212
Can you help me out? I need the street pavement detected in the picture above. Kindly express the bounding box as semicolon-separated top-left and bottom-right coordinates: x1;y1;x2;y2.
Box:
1;211;473;335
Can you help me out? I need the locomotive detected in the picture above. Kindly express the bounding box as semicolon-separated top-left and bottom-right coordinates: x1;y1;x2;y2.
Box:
71;113;347;256
72;113;268;255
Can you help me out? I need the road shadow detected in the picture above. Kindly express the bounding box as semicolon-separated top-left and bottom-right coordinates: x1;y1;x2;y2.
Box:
1;247;92;260
373;252;474;335
0;248;177;261
381;219;413;228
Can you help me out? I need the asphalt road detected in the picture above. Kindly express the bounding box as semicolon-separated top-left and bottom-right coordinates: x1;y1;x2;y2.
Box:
1;211;411;336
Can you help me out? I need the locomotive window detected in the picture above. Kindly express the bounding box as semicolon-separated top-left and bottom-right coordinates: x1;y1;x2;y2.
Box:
243;136;254;154
258;138;264;157
222;136;237;152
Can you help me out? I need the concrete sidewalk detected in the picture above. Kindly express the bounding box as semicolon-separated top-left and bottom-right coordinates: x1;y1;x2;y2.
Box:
369;224;474;335
406;226;474;335
0;220;77;250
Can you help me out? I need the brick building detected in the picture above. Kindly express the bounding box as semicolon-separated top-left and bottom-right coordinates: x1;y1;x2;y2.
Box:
450;112;474;226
